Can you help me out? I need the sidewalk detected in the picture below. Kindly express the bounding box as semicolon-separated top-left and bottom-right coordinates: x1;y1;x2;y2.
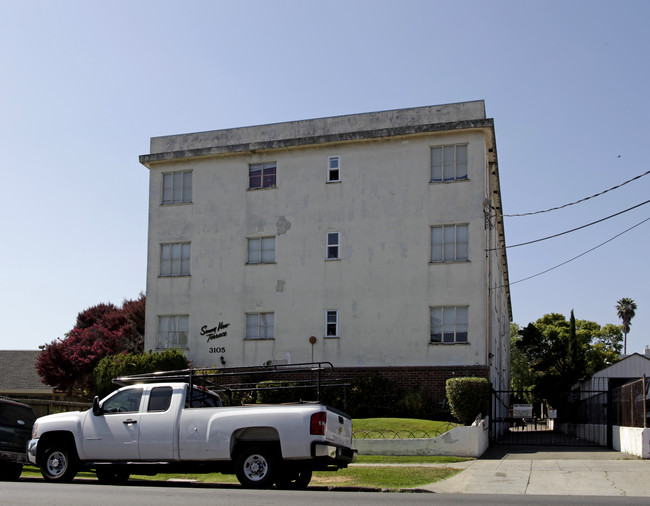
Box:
422;445;650;496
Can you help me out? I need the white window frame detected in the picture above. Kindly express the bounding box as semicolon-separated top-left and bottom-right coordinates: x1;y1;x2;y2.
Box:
247;237;275;264
325;310;339;338
249;162;277;189
430;144;468;182
245;312;275;340
327;155;341;182
430;306;468;344
160;242;191;276
431;224;468;262
158;315;189;349
327;232;340;260
162;170;192;204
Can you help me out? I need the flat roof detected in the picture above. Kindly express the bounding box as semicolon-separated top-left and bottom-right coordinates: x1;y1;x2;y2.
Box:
140;100;488;165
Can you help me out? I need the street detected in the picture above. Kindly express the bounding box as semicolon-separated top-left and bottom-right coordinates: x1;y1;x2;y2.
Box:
2;480;650;506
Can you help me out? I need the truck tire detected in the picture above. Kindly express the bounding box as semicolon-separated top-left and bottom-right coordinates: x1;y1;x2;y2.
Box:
0;462;23;481
40;445;78;482
95;469;131;484
275;468;312;489
235;446;276;489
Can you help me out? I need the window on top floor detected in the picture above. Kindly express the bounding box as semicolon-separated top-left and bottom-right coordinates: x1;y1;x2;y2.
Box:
431;144;468;182
327;155;340;182
249;162;276;189
162;170;192;204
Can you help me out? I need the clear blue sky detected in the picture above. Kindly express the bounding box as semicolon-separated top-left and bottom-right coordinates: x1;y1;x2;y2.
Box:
1;0;648;354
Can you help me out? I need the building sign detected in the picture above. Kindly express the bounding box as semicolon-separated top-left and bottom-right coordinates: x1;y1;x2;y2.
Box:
512;404;533;418
201;322;230;355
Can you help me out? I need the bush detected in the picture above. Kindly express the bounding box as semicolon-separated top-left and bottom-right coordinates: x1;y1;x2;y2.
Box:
92;349;189;398
445;377;491;425
348;373;402;418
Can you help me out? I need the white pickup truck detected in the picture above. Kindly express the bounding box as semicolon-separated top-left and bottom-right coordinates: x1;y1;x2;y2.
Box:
27;366;356;489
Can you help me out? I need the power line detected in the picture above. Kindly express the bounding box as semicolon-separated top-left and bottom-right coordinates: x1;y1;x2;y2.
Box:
488;199;650;251
497;215;650;288
503;169;650;217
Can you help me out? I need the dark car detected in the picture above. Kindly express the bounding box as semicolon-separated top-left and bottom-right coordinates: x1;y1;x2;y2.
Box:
0;397;37;480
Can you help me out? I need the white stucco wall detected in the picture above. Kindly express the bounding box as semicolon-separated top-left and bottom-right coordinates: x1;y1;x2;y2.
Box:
353;418;490;458
141;103;510;376
613;426;650;459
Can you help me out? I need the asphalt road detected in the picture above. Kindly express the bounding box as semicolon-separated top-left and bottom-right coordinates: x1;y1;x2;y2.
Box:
3;480;650;506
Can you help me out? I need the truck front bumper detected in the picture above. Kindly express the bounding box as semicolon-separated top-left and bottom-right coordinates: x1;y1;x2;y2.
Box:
26;439;38;465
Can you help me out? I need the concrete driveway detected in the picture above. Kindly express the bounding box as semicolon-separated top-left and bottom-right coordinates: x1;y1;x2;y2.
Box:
423;445;650;497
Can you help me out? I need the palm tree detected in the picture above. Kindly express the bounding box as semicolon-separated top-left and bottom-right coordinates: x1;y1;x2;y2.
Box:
616;297;637;355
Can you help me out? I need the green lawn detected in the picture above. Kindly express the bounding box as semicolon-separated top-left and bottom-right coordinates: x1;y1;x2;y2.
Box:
353;417;459;439
22;459;464;490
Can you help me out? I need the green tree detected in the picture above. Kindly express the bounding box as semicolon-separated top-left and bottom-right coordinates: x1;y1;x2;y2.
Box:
510;323;535;395
513;312;622;407
616;297;637;355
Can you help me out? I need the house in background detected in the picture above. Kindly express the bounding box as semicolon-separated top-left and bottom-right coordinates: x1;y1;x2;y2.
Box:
139;100;512;404
0;350;52;399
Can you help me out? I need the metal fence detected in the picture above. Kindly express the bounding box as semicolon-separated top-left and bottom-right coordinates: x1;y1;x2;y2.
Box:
612;376;648;428
8;397;91;418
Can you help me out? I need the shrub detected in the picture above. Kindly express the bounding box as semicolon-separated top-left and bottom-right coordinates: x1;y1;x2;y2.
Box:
445;377;491;425
92;349;189;398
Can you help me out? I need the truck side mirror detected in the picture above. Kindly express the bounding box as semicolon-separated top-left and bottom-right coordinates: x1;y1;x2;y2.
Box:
92;396;102;416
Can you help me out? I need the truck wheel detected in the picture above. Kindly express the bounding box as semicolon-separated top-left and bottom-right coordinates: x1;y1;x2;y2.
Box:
275;468;312;489
96;469;131;484
0;462;23;481
235;446;276;489
41;446;78;482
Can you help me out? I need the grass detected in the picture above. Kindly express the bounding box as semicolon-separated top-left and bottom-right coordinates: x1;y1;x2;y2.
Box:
352;417;459;439
22;459;464;490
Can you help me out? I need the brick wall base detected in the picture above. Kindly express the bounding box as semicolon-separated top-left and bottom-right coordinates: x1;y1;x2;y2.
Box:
331;365;490;405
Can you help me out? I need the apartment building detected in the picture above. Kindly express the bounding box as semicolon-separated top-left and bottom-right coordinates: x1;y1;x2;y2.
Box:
139;100;512;400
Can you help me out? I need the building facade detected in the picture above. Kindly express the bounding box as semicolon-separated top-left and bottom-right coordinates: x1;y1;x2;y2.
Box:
139;100;512;400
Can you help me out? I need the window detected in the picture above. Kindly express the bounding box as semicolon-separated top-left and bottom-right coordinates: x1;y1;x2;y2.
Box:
162;170;192;204
325;310;339;338
246;312;274;340
103;388;143;413
431;224;468;262
158;315;189;348
327;232;340;260
148;386;173;412
431;144;467;182
160;242;191;276
327;155;340;182
249;162;276;189
430;306;468;344
247;237;275;264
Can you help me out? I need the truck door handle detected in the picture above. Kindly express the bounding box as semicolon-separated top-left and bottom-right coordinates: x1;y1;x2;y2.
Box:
123;419;138;425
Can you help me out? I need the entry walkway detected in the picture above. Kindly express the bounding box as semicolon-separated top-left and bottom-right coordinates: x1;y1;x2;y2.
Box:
423;445;650;497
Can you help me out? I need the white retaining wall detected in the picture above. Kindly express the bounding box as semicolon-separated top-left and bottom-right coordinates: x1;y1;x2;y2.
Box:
353;418;489;458
612;426;650;459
